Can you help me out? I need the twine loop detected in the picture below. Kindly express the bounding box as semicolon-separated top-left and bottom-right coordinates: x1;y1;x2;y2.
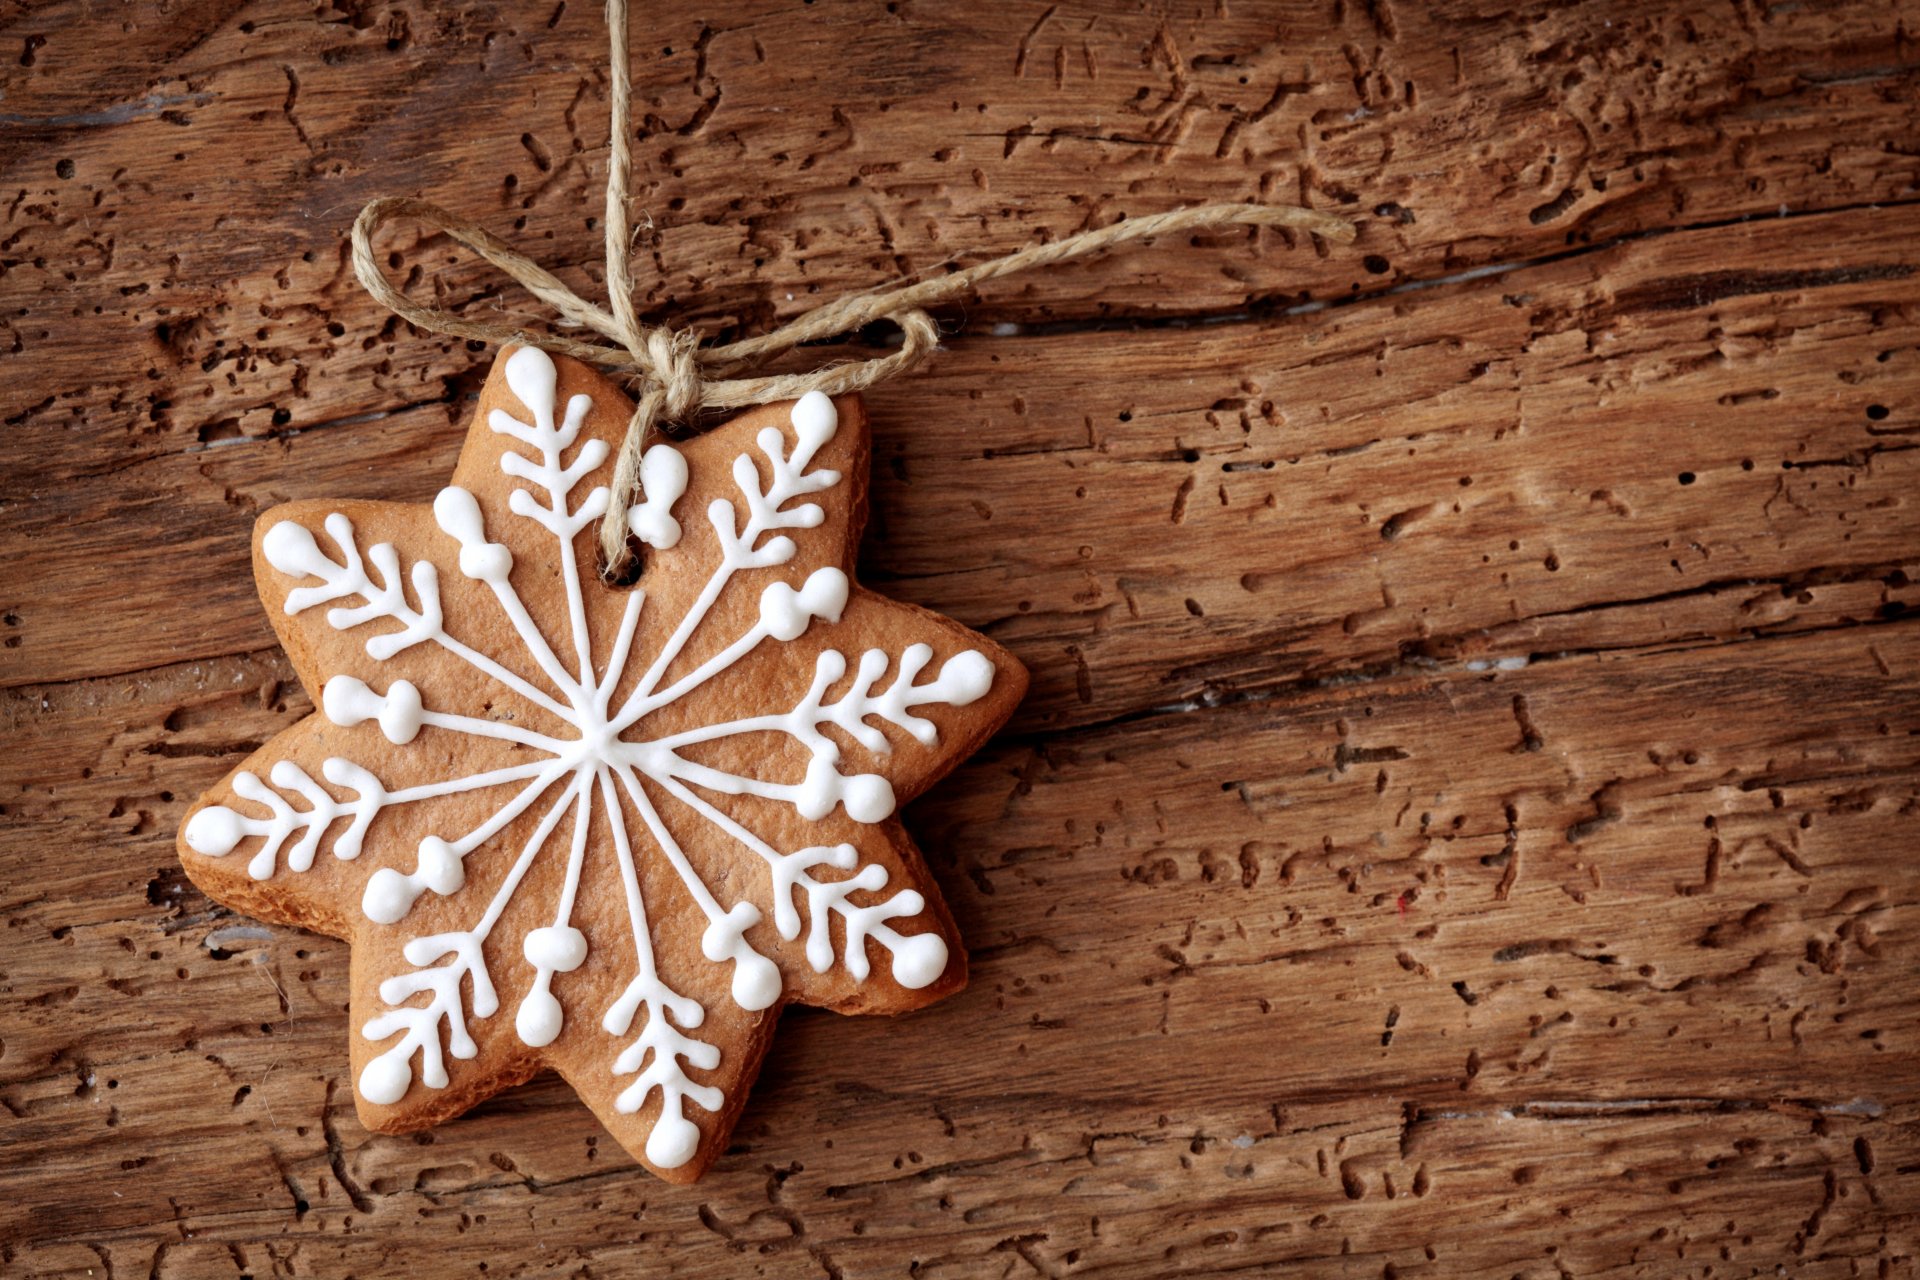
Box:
350;0;1354;582
646;329;701;421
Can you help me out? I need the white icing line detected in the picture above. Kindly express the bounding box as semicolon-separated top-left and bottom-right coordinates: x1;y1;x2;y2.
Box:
637;642;994;823
264;512;575;721
652;770;947;988
360;763;567;926
595;588;646;708
515;779;594;1048
382;759;553;809
609;391;843;729
434;485;584;709
612;761;782;1012
358;769;590;1104
597;767;720;1169
489;347;608;689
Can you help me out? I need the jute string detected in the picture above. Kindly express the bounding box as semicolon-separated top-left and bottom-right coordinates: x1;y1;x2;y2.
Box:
351;0;1355;582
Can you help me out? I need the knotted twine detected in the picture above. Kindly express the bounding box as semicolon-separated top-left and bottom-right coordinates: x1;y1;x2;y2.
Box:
350;0;1356;583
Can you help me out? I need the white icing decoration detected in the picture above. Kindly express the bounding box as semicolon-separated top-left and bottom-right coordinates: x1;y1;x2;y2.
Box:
190;360;994;1169
322;676;424;744
629;444;689;549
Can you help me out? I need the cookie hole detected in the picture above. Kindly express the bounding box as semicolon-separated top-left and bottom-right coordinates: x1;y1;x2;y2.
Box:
597;534;648;590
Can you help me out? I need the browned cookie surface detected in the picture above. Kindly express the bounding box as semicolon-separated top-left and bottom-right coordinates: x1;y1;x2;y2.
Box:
177;347;1025;1181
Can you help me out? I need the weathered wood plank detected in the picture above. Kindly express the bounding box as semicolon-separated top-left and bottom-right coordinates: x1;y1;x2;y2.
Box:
6;0;1920;1273
4;621;1914;1273
11;205;1916;733
4;0;1917;510
11;1098;1912;1277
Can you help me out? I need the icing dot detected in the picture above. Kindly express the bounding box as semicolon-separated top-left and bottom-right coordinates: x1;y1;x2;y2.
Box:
758;583;810;642
840;773;896;824
324;677;424;744
731;952;783;1012
378;680;424;744
795;756;842;821
415;837;463;896
503;345;559;421
939;651;995;706
433;486;485;541
458;542;513;583
647;1113;702;1169
701;903;758;961
358;1052;412;1106
362;868;417;925
800;567;849;620
889;932;949;990
183;805;243;856
629;444;689;549
524;925;589;973
322;675;379;728
440;488;513;586
261;520;326;579
516;986;564;1047
791;389;837;440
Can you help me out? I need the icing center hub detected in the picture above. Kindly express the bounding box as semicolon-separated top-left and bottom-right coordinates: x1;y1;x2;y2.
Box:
570;712;621;766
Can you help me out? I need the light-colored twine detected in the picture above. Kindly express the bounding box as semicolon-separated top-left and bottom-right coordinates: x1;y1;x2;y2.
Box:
351;0;1356;582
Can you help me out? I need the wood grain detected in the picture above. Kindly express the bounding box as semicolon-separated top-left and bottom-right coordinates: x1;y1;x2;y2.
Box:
4;0;1918;1275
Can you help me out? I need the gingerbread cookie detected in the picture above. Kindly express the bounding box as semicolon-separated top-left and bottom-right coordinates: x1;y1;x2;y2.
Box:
177;345;1026;1181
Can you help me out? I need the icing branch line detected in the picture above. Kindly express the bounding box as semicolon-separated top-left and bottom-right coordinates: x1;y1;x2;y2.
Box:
431;632;575;723
609;392;844;732
360;762;571;925
415;708;568;753
473;769;592;941
516;779;595;1047
619;563;732;719
263;513;575;721
358;768;591;1105
643;748;894;827
184;760;380;880
433;485;584;710
596;588;646;709
651;771;947;989
597;769;655;971
435;765;572;858
596;767;721;1170
323;675;572;754
609;566;848;733
611;761;782;1012
358;930;494;1105
647;644;995;757
489;347;612;690
181;756;551;882
622;642;993;828
383;760;552;806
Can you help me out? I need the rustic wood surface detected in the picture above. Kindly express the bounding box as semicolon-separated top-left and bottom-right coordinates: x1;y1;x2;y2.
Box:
5;0;1919;1275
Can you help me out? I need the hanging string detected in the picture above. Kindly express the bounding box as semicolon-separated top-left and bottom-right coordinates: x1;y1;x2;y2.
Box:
351;0;1355;582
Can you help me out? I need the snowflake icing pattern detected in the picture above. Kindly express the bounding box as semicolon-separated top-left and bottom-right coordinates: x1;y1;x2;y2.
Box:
178;347;1018;1174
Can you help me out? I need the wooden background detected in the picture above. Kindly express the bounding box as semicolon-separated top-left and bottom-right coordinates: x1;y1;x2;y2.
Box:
4;0;1919;1274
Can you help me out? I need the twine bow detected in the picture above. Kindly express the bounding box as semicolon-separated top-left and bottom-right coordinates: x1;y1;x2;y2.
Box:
351;0;1355;582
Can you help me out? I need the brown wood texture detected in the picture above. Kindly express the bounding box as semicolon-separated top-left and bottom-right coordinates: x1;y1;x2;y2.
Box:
4;0;1919;1275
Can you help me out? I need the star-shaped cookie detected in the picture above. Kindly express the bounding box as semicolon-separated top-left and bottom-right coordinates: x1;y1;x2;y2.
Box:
177;345;1026;1181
